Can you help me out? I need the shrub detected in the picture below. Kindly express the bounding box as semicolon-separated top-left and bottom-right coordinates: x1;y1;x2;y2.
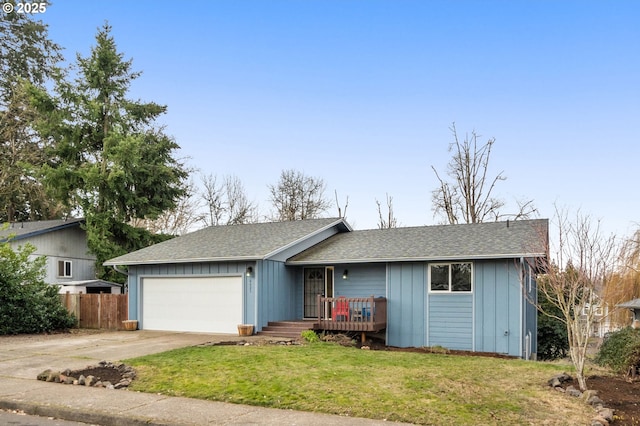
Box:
0;240;76;335
301;330;320;343
594;327;640;374
537;290;569;360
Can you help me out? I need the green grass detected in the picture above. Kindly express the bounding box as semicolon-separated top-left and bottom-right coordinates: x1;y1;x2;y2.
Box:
125;343;593;425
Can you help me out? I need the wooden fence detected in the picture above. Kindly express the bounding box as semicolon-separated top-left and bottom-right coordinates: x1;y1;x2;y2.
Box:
60;293;128;330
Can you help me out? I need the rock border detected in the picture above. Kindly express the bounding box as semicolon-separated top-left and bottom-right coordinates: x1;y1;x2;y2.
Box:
37;360;136;390
548;373;615;426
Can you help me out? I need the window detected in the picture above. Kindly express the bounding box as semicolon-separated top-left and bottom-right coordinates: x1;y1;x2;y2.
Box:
58;260;72;278
429;263;472;292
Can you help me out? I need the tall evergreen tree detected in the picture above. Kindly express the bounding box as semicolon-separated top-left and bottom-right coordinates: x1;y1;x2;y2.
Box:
34;23;187;281
0;6;64;221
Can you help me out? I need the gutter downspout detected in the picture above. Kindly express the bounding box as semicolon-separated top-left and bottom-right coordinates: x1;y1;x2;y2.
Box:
111;265;129;293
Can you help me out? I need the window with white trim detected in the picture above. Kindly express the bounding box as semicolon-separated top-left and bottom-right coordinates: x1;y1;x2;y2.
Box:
57;260;72;278
429;263;472;292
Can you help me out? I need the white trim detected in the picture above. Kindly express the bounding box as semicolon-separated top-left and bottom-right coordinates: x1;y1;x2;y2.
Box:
427;262;474;294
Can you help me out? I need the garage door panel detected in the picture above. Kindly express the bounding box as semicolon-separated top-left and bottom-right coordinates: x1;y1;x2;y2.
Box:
142;276;242;334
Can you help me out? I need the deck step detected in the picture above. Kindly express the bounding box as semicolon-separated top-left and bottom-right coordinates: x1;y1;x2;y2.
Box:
257;321;313;339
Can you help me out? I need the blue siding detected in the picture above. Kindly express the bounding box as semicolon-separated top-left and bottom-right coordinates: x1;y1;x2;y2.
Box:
334;263;386;297
292;263;386;319
256;260;296;330
427;294;473;350
387;263;426;348
474;260;524;356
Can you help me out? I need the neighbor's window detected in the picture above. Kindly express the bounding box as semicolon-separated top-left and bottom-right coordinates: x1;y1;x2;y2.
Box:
429;263;472;292
58;260;72;278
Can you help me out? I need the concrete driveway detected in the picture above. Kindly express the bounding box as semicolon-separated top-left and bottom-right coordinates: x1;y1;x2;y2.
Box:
0;330;258;380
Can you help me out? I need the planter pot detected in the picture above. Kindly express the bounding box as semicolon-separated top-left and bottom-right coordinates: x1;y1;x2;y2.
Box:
122;320;138;331
237;324;254;336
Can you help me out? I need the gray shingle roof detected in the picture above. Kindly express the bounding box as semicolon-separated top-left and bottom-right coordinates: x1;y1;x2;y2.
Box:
0;218;84;242
287;219;548;264
617;298;640;309
104;218;349;266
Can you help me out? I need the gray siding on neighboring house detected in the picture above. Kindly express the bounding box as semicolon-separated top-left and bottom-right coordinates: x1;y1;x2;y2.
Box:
255;260;296;330
126;261;255;323
10;226;95;284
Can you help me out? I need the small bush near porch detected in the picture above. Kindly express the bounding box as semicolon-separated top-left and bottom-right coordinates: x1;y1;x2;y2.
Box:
125;343;593;425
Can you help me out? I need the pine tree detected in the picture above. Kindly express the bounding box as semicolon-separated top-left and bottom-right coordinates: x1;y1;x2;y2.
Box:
34;23;187;281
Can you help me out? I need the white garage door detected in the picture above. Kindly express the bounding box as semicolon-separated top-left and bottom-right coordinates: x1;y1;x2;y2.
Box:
141;276;243;334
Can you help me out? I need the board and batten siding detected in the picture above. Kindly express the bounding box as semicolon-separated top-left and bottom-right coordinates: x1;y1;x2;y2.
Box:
13;227;96;284
127;261;255;325
255;260;296;331
387;263;426;348
473;260;524;356
387;259;530;358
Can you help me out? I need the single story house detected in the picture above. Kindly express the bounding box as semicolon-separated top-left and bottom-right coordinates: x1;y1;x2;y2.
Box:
0;219;122;294
105;217;547;359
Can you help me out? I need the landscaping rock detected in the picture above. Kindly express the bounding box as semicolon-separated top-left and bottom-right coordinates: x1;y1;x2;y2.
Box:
37;369;51;381
597;407;614;423
591;415;609;426
36;361;136;391
565;385;582;397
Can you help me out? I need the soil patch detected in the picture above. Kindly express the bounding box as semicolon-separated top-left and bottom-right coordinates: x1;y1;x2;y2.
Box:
585;375;640;425
69;366;125;385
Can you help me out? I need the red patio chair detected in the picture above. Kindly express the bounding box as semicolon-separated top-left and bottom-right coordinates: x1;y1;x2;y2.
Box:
332;297;350;321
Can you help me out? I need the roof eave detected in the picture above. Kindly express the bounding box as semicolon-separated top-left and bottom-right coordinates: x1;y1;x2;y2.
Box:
262;218;351;260
286;252;546;265
104;255;260;267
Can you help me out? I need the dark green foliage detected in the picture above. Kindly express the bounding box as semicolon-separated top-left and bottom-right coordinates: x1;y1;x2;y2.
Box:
537;290;569;360
33;23;187;279
0;239;76;335
595;327;640;374
0;3;65;222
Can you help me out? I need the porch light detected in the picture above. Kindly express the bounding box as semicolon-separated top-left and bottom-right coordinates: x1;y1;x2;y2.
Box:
246;266;253;277
342;269;348;280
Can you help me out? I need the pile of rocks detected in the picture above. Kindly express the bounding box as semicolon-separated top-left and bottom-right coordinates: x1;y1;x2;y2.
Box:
37;361;136;390
548;373;614;426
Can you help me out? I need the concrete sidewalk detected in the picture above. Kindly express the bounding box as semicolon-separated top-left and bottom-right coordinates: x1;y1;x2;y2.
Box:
0;331;409;425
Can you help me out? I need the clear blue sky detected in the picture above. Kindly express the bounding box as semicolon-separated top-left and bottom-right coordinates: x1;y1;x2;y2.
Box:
39;1;639;236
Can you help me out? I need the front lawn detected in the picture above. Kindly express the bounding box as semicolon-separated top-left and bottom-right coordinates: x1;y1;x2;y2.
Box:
125;342;592;425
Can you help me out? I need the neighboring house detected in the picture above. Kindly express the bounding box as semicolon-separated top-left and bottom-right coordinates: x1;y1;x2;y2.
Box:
581;295;614;338
0;219;121;294
105;218;547;359
617;298;640;329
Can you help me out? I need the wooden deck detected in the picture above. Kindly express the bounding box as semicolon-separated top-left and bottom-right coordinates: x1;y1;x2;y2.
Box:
313;296;387;334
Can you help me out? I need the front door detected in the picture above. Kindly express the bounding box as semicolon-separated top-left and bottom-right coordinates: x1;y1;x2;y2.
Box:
303;267;333;318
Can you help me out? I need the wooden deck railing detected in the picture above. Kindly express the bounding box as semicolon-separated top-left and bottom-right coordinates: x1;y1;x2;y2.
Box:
314;295;387;333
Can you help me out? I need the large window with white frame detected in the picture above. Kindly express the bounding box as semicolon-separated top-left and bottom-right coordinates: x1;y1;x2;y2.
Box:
429;262;472;292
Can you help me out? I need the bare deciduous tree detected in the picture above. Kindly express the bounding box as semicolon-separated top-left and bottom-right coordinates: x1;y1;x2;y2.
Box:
201;173;258;226
130;179;203;235
335;190;349;219
376;193;398;229
527;207;619;391
603;228;640;327
268;169;331;221
431;123;536;224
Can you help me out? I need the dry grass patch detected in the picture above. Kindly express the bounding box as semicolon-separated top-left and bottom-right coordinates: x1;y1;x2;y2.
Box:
126;342;593;425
